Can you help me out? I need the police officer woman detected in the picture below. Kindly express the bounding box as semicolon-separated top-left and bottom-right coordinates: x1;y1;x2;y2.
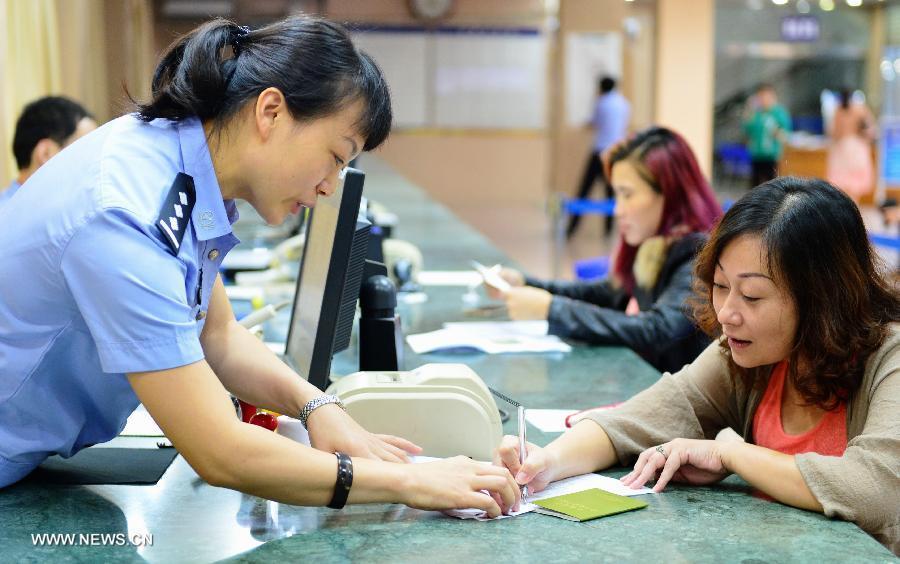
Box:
0;16;520;517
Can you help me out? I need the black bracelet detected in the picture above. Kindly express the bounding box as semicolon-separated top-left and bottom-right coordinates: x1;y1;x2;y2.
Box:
327;452;353;509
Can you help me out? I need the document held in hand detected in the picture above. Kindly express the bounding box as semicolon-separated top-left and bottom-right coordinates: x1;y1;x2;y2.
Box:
471;261;511;292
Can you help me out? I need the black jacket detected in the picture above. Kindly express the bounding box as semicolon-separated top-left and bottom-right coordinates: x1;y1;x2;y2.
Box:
525;233;710;373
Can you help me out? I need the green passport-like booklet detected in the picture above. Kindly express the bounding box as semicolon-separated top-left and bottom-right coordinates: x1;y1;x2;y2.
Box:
532;488;648;522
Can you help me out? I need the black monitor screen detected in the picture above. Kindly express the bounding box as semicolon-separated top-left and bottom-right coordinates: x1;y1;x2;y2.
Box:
285;168;370;390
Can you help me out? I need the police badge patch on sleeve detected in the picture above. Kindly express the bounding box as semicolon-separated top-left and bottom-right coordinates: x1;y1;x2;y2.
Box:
156;173;196;254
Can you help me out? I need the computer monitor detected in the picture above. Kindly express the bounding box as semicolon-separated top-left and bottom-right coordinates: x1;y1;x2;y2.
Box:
285;167;371;390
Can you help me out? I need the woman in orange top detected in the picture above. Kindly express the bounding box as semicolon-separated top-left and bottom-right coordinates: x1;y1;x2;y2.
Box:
494;177;900;552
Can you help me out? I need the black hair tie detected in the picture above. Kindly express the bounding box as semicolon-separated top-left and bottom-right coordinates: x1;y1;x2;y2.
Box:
230;25;251;55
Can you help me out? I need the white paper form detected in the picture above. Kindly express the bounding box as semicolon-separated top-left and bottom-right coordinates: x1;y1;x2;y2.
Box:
442;320;550;337
407;321;571;355
524;409;579;433
416;270;483;287
525;404;622;433
411;456;653;521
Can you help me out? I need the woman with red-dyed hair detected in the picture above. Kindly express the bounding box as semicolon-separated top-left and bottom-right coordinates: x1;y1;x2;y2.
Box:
487;127;722;373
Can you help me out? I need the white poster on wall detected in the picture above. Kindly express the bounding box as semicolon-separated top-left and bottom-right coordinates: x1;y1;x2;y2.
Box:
566;32;623;127
434;32;548;129
352;28;548;130
352;31;428;128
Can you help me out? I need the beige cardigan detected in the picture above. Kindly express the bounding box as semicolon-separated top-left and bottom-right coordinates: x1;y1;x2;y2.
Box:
582;325;900;554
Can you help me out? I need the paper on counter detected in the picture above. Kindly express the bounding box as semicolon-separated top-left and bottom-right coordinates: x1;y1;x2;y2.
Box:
121;405;165;437
524;409;579;433
525;404;622;433
407;321;570;355
411;456;653;521
532;472;653;500
417;270;483;287
221;248;274;271
442;320;550;337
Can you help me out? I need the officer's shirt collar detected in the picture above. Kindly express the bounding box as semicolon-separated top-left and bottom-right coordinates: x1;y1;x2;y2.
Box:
177;117;238;241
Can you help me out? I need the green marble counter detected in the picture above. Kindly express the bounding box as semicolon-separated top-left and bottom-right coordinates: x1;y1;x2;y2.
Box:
0;157;894;563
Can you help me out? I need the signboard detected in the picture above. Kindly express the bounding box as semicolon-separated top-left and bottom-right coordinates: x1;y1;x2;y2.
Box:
781;16;819;43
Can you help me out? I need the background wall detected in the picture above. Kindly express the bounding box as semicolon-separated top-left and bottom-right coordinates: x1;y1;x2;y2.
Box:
553;0;657;200
655;0;714;176
330;0;554;262
0;0;154;183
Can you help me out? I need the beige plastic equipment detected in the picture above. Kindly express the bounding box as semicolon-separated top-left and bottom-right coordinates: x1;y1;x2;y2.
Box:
327;363;503;461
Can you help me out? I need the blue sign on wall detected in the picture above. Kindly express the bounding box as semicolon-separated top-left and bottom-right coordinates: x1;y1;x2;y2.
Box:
781;16;820;43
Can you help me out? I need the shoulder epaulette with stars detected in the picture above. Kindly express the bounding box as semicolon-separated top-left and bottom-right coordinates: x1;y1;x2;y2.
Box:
156;172;196;255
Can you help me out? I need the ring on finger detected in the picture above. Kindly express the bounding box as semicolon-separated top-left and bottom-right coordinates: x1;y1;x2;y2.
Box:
655;445;667;458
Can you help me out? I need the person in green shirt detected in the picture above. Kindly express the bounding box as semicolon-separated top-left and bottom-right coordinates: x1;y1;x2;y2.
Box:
742;83;791;188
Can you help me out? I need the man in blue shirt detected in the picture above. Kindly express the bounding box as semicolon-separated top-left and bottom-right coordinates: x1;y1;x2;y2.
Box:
0;96;96;206
567;76;630;239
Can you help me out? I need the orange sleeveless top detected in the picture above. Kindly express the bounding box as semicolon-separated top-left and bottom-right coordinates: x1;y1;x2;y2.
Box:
752;361;847;456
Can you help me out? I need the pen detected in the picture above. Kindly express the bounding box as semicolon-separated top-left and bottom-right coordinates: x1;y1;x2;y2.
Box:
517;405;528;501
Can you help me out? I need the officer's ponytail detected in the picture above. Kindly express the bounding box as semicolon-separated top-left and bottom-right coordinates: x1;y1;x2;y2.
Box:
137;16;391;151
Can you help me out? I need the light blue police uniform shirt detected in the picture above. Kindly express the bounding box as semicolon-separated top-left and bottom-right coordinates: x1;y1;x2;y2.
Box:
0;115;239;487
0;179;21;206
592;90;631;152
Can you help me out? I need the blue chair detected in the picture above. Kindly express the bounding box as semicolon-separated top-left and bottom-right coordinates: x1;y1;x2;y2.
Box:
870;233;900;251
574;255;610;281
792;115;824;135
716;143;751;179
562;198;615;217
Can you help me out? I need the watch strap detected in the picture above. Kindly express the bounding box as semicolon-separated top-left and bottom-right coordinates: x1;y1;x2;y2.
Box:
327;452;353;509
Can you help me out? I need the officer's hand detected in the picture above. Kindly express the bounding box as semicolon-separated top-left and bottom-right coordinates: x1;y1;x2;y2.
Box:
401;456;521;518
306;404;422;462
504;286;552;321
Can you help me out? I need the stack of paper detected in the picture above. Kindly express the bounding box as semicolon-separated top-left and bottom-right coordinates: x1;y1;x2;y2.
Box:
406;321;571;355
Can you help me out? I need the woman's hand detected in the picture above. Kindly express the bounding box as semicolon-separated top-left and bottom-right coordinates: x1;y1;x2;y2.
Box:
306;404;422;462
504;287;553;321
493;435;557;494
401;456;521;518
620;438;731;493
483;267;525;300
